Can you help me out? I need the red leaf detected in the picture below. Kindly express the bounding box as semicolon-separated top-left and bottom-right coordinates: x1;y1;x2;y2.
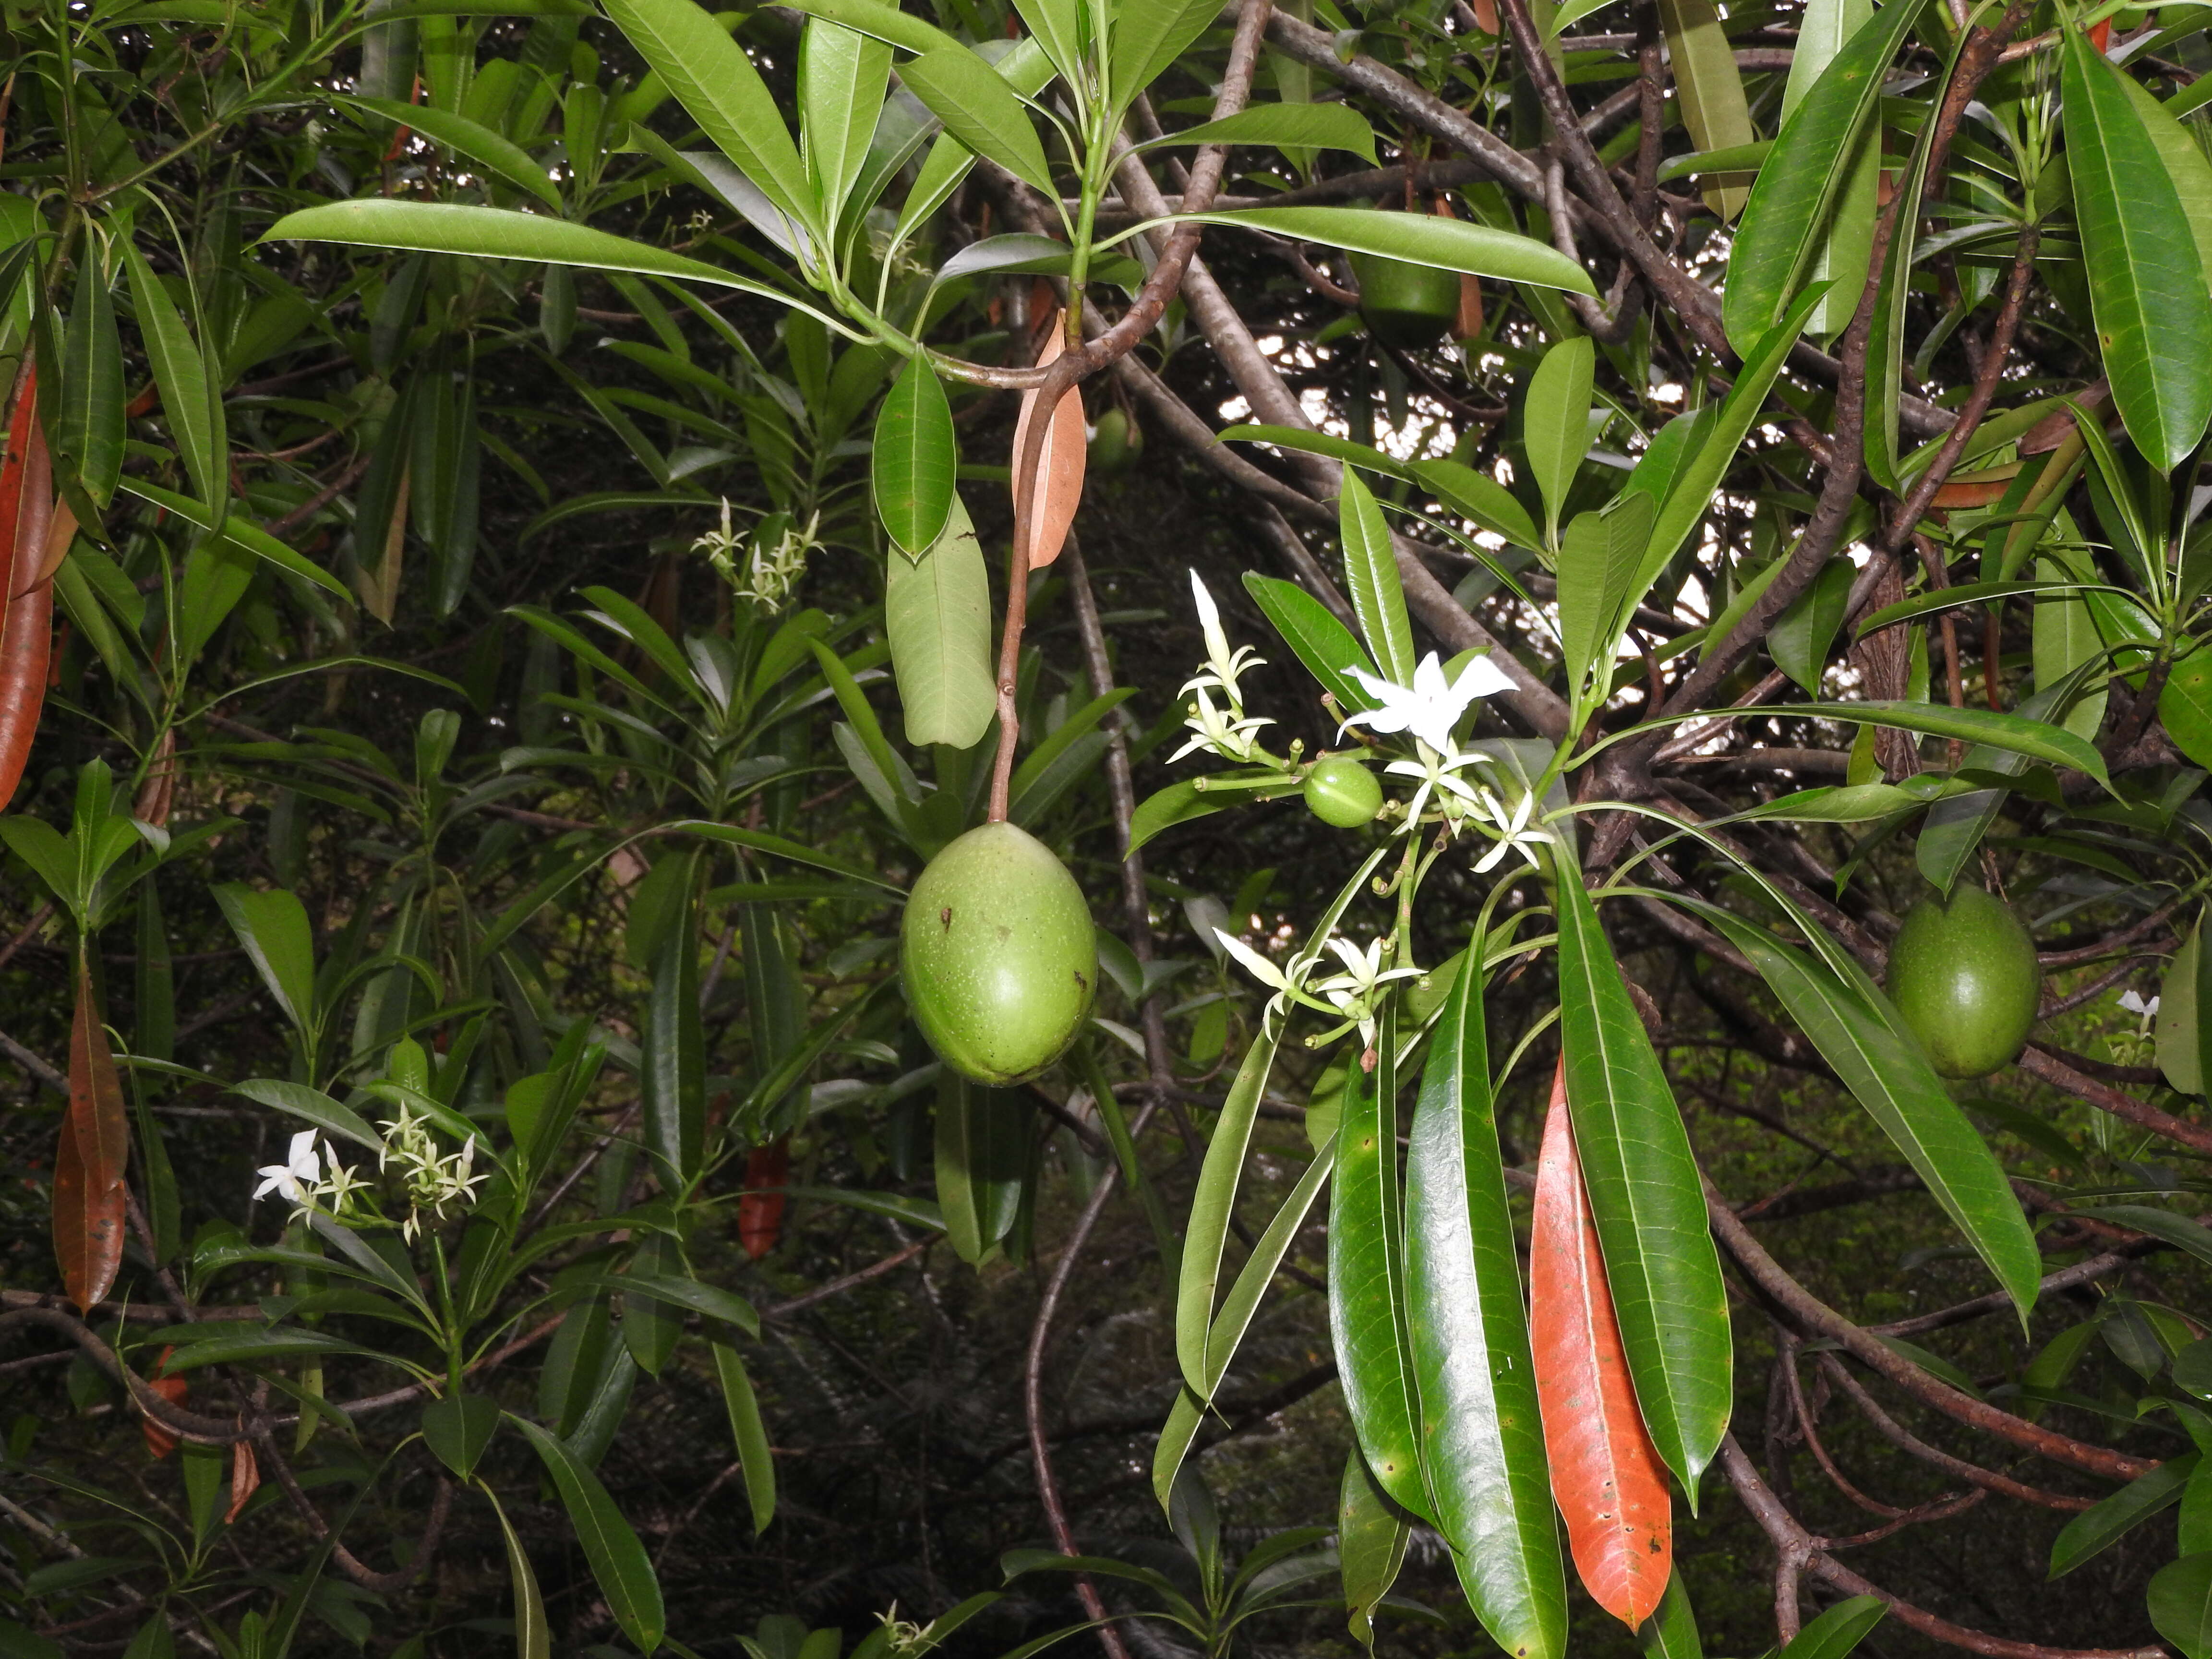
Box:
226;1437;261;1523
144;1349;189;1460
738;1137;791;1261
1009;313;1085;570
56;959;131;1310
0;372;53;809
1529;1057;1672;1628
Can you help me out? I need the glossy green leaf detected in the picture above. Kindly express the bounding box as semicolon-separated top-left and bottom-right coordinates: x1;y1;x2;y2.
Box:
1200;1137;1334;1394
1778;1595;1885;1659
1330;1014;1428;1520
120;479;352;603
484;1486;552;1659
1768;557;1854;694
934;1073;1028;1264
886;494;993;748
1338;1449;1409;1648
1110;0;1228;116
1136;103;1378;163
641;852;704;1187
602;0;816;236
886;40;1058;252
2062;26;2212;470
2153;1552;2212;1659
1176;1023;1285;1395
1555;490;1653;699
1339;468;1416;686
1183;207;1597;295
900;49;1058;199
711;1340;778;1535
1608;699;2109;788
1525;337;1593;545
1128;778;1230;854
2161;925;2205;1095
799;19;892;227
1659;0;1755;220
2050;1454;2197;1577
513;1416;666;1653
1692;902;2042;1321
874;353;958;557
2074;1205;2212;1271
1640;1573;1702;1659
350;96;562;208
1243;573;1381;714
117;240;224;513
421;1392;502;1478
58;254;125;509
775;0;959;55
1553;862;1731;1493
212;884;317;1037
1414;457;1544;551
1723;0;1927;353
1404;945;1566;1659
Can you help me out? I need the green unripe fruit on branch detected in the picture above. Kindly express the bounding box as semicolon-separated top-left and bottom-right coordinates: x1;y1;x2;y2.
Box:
1885;885;2042;1079
901;821;1097;1085
1088;408;1142;475
1303;757;1382;827
1351;252;1461;349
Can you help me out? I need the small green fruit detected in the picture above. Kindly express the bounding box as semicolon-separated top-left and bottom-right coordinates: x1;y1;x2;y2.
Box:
1352;252;1461;349
902;821;1097;1085
1886;885;2042;1079
1303;757;1382;828
1089;408;1142;475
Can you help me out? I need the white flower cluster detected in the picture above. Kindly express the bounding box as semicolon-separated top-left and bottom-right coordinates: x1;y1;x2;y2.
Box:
253;1130;369;1221
694;500;813;609
252;1103;491;1243
1172;573;1273;764
1210;929;1419;1048
2114;989;2161;1069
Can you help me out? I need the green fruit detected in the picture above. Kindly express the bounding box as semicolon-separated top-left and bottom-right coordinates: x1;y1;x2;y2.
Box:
1886;885;2042;1079
1303;757;1382;828
1089;408;1142;475
1352;252;1461;349
902;821;1097;1085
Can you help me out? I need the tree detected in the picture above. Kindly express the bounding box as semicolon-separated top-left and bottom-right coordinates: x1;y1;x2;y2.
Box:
3;0;2212;1654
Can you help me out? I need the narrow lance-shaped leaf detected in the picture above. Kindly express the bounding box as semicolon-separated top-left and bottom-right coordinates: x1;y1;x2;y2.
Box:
1010;317;1084;571
1176;1022;1286;1395
1529;1059;1673;1629
641;855;704;1188
1328;1009;1430;1520
58;254;125;509
1338;468;1416;686
875;353;957;557
0;370;53;810
900;48;1059;201
57;954;130;1311
2061;25;2212;471
1404;941;1567;1659
484;1486;552;1659
1552;858;1732;1493
213;884;318;1039
1182;206;1597;295
1525;336;1594;546
511;1417;667;1654
117;240;226;514
1659;0;1756;220
711;1340;778;1536
1338;1449;1409;1649
798;18;893;228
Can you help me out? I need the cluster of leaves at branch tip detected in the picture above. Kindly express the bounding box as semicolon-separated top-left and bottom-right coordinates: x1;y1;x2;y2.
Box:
1885;885;2044;1080
1352;252;1463;349
900;821;1098;1086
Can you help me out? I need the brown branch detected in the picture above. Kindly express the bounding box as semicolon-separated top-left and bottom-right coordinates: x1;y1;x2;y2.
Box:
2017;1044;2212;1156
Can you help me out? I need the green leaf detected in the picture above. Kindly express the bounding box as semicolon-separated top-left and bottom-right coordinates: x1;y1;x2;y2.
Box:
933;1072;1028;1263
263;202;848;332
887;494;994;748
1243;573;1381;714
1338;1449;1410;1649
212;884;317;1037
1177;1024;1286;1396
565;1269;761;1336
1413;457;1543;551
1640;1574;1702;1659
58;254;125;509
484;1487;552;1659
1691;902;2042;1321
1524;336;1594;545
512;1416;667;1653
421;1392;502;1478
899;49;1058;200
669;819;907;893
799;19;893;228
349;97;563;208
2049;1454;2198;1578
711;1340;778;1535
121;479;351;605
1403;945;1566;1659
117;240;224;512
1011;0;1085;91
1330;1015;1429;1520
874;354;958;557
1722;0;1928;353
641;853;704;1187
1129;778;1230;854
1553;862;1732;1492
1136;103;1378;164
1555;491;1653;699
1659;0;1756;221
775;0;959;55
2153;1552;2212;1659
1110;0;1227;115
2062;27;2212;470
1339;468;1416;685
1603;699;2110;787
2164;648;2212;770
602;0;817;239
2074;1205;2212;1271
1181;207;1597;296
1778;1595;1886;1659
156;1328;382;1369
1197;1136;1334;1396
1769;557;1855;696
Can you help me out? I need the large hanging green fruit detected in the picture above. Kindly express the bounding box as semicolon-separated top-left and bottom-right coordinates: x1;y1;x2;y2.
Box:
1088;408;1142;475
1352;252;1461;349
1886;885;2042;1079
902;821;1097;1085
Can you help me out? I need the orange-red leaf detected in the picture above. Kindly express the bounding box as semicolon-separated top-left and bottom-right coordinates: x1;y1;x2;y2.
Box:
0;374;54;809
1529;1057;1672;1628
1010;314;1085;570
226;1437;261;1523
144;1349;188;1460
132;728;178;829
738;1137;791;1261
56;959;131;1310
1926;463;2021;511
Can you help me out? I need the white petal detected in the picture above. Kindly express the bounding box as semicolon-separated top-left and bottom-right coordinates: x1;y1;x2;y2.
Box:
2120;991;2147;1014
1215;929;1290;991
1449;652;1517;697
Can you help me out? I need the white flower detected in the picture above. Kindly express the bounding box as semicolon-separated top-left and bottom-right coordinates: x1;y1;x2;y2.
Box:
1384;750;1486;831
1342;651;1514;757
1214;927;1297;994
1469;781;1553;873
1181;571;1265;702
2120;991;2160;1018
253;1130;323;1208
1311;936;1422;1047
